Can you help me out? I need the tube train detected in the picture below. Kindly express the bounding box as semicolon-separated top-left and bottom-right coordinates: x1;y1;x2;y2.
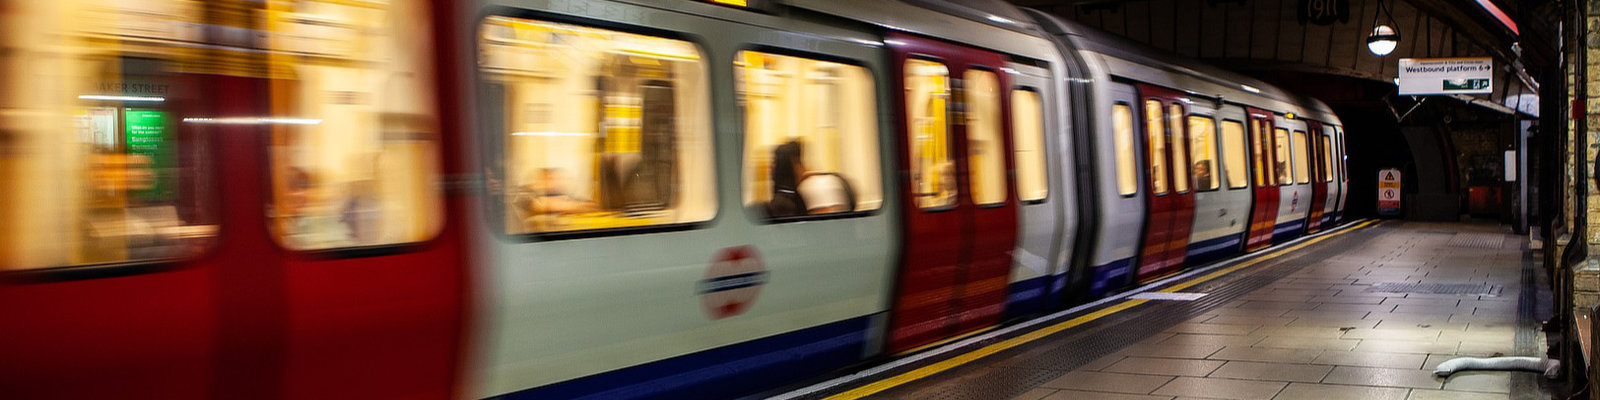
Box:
0;0;1347;398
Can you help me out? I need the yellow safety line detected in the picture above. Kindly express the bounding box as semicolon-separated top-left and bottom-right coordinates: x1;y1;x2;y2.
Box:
822;219;1381;400
895;325;1001;356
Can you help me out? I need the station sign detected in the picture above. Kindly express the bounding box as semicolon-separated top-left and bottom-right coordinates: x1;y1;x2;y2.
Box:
1378;168;1401;216
1397;57;1493;95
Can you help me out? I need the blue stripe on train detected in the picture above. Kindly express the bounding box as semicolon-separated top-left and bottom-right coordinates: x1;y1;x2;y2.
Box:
1184;235;1242;266
1005;274;1062;319
1271;219;1307;243
491;316;873;400
1087;258;1135;298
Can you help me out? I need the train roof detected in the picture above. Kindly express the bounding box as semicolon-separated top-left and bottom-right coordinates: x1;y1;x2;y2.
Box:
786;0;1058;62
1025;9;1340;124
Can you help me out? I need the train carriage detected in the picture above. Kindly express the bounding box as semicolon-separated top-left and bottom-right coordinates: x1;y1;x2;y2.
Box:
0;0;1346;399
1030;12;1348;293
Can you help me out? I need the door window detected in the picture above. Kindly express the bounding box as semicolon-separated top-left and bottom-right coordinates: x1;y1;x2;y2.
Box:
965;69;1005;206
1250;119;1272;187
1167;104;1188;193
1273;128;1292;186
267;0;443;249
1;1;218;270
905;59;955;209
1144;100;1168;195
1321;135;1336;182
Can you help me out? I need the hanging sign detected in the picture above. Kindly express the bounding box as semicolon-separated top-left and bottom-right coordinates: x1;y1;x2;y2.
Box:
1377;168;1401;216
1398;58;1494;95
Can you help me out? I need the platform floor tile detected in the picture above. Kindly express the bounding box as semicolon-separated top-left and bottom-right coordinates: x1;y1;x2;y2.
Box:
811;221;1548;400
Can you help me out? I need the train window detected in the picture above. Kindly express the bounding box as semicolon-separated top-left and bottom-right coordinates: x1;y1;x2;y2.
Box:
905;59;956;209
1255;119;1278;187
966;69;1005;206
1321;135;1335;182
479;17;715;234
1167;104;1189;193
1113;104;1138;196
1188;116;1219;191
1144;100;1168;195
1;2;218;270
1220;120;1249;189
1250;120;1269;187
1273;128;1292;186
1291;130;1310;184
1012;89;1048;202
267;0;443;249
1337;129;1347;180
736;51;881;218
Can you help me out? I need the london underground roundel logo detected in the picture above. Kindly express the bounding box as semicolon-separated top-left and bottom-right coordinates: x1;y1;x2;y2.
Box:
697;246;769;320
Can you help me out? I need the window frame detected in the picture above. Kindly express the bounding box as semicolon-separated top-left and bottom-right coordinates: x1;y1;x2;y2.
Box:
1112;102;1139;198
1010;86;1049;205
1187;113;1221;192
475;10;722;242
1219;118;1249;190
733;44;885;224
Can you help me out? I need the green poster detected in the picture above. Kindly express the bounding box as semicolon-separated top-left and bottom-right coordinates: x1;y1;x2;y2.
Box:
124;109;172;201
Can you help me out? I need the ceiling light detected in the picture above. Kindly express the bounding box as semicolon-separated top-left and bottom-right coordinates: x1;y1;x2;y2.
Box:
1366;0;1401;57
78;95;165;102
1367;25;1400;56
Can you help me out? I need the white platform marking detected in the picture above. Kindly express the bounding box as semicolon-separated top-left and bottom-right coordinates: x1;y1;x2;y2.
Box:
1129;292;1208;301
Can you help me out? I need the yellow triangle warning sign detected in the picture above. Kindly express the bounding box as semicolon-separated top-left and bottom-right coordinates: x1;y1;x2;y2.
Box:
1384;172;1395;180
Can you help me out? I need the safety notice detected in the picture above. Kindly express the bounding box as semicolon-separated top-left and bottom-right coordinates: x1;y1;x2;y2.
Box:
1378;169;1401;216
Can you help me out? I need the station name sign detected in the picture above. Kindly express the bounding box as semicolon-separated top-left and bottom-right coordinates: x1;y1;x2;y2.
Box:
1397;57;1493;96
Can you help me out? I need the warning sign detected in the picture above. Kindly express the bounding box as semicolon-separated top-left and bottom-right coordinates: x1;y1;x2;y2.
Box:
1377;169;1401;216
697;246;769;320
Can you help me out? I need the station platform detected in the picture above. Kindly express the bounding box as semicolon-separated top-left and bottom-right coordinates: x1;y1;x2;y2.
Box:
769;220;1551;400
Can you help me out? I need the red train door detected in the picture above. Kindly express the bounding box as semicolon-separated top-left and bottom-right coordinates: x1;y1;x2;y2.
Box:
886;32;1019;353
1133;85;1194;281
1304;121;1329;233
265;1;467;397
1243;109;1280;251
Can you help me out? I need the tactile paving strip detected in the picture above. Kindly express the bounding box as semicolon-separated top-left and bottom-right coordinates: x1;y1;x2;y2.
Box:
1512;242;1545;400
1364;282;1501;296
1447;233;1506;249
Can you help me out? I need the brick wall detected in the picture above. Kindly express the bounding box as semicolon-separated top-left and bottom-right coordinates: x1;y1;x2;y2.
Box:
1573;5;1600;310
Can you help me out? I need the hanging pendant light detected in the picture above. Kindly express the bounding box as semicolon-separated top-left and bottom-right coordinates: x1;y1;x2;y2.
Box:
1367;25;1400;56
1366;0;1401;56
